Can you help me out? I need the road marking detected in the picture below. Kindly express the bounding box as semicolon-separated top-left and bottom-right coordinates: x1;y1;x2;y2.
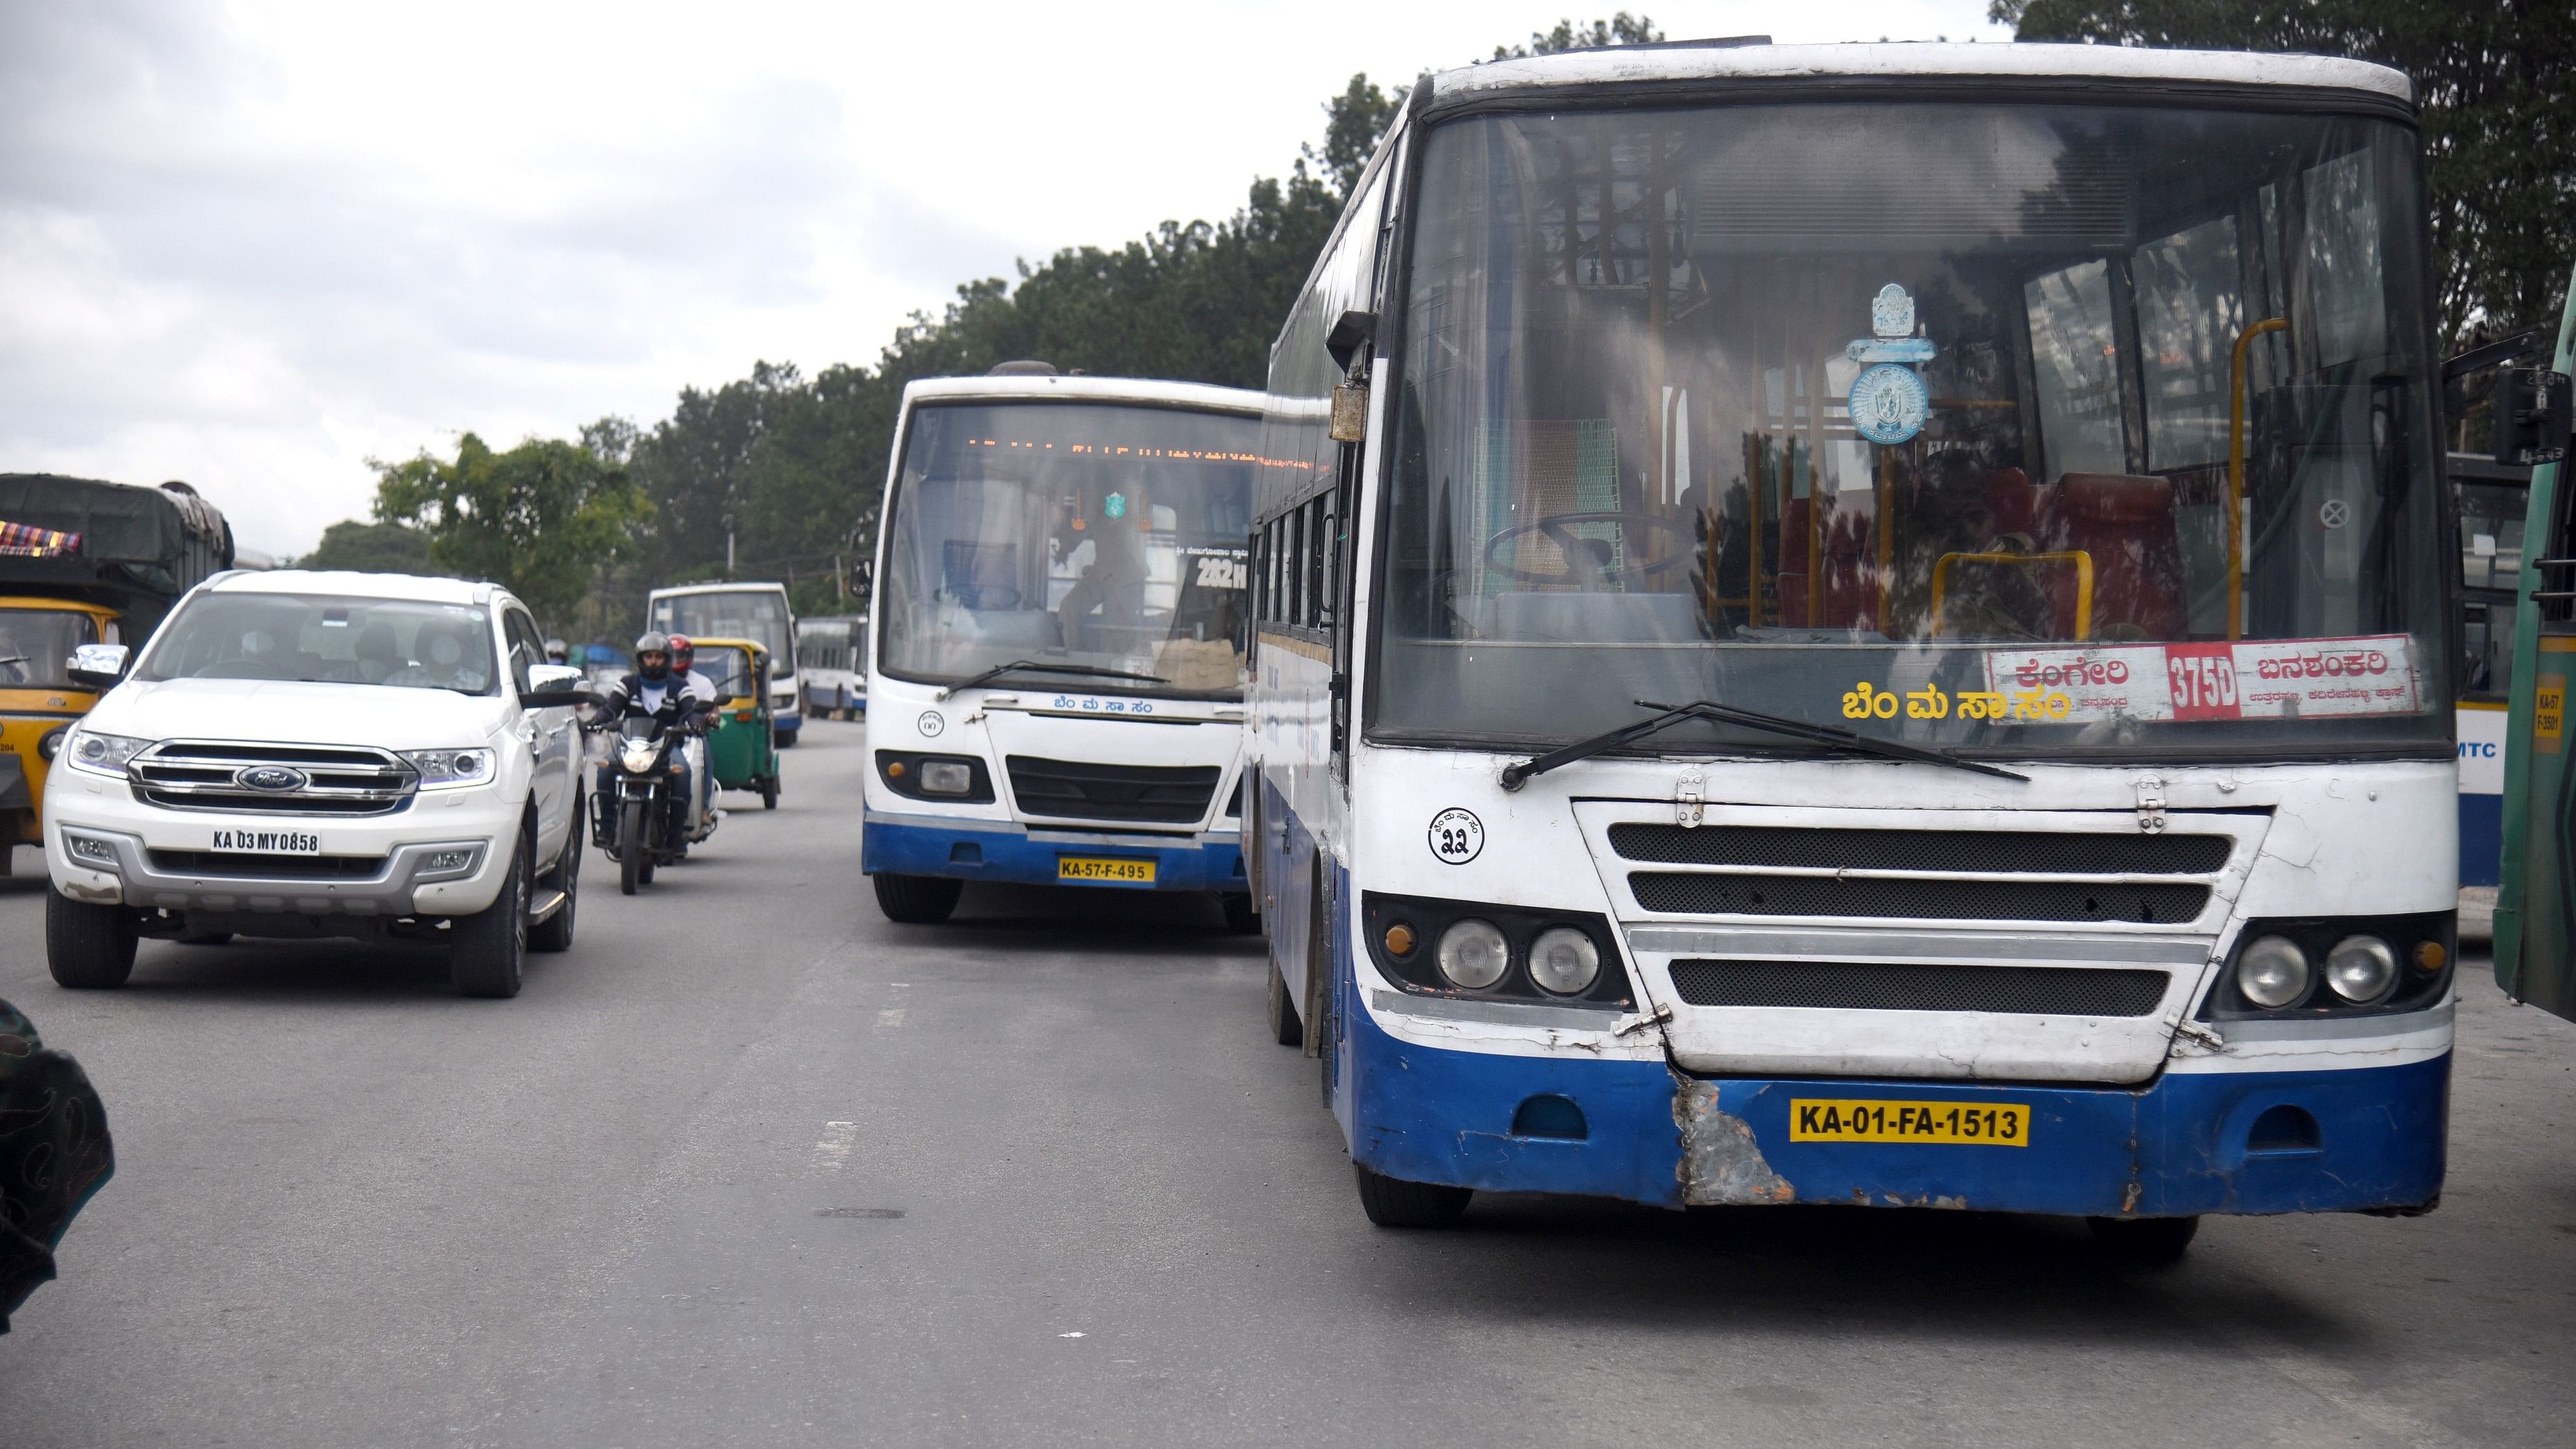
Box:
810;1121;859;1173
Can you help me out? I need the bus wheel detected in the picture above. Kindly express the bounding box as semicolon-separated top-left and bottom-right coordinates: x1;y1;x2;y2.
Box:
1353;1162;1471;1228
1220;892;1260;935
875;873;962;924
2086;1215;2199;1264
1266;962;1302;1045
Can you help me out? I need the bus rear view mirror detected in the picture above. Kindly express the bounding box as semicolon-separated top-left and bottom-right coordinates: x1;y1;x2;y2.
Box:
2494;368;2572;468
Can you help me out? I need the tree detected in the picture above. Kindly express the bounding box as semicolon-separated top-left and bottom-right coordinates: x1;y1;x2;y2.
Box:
1992;0;2576;350
1495;12;1663;60
296;521;436;575
369;433;652;626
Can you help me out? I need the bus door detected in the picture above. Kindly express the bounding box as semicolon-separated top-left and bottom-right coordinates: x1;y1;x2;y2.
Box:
2454;453;2530;892
2487;268;2576;1020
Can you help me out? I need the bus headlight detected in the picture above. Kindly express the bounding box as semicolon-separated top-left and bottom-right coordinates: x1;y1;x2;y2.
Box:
1528;926;1600;995
1435;919;1509;989
920;761;974;795
2235;935;2310;1008
2323;935;2399;1003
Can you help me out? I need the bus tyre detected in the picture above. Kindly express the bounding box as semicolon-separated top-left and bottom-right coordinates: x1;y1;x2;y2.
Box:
618;800;645;896
530;832;580;954
1266;962;1302;1045
1352;1162;1472;1229
1221;892;1259;935
450;836;528;999
2087;1214;2199;1264
875;873;962;924
47;892;138;990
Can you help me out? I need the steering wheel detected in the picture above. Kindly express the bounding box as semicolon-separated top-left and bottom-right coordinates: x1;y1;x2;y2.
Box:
1483;511;1694;588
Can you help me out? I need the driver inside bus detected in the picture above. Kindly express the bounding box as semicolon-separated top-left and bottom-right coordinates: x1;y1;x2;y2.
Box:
1053;462;1150;653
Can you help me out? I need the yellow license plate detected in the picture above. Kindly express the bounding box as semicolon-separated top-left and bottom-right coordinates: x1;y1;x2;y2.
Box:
1789;1099;2030;1147
1058;856;1155;883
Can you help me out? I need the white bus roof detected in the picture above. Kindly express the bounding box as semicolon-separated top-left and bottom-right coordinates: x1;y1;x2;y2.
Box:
900;374;1267;417
1431;41;2411;107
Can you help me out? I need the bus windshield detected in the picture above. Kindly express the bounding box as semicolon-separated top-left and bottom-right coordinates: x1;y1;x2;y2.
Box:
879;401;1258;699
654;590;791;664
1378;100;2447;759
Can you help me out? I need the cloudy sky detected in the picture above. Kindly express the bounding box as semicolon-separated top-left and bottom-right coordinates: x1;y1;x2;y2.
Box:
0;1;2010;556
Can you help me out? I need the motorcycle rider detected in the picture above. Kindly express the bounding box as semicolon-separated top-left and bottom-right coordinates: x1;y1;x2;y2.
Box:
667;635;721;843
593;632;705;858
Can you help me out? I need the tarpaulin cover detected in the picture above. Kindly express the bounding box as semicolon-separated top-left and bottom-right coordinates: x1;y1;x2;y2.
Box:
0;476;235;638
0;998;115;1333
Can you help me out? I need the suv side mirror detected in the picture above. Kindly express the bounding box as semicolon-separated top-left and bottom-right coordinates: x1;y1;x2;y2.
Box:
522;662;595;708
66;643;130;692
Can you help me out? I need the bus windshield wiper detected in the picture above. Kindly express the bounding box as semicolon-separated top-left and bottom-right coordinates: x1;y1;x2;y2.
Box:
934;659;1169;702
1498;697;2028;790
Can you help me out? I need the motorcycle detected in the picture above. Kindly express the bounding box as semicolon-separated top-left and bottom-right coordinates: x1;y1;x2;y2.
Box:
590;704;708;894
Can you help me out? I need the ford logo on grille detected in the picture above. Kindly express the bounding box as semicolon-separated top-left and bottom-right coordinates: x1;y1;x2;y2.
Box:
235;765;309;793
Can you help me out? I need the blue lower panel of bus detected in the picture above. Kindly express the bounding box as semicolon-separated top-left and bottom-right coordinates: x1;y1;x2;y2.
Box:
2460;791;2502;888
862;811;1246;894
1347;1007;2447;1216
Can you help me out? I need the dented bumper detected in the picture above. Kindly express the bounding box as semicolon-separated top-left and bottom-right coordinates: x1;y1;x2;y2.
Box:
1345;1005;2449;1217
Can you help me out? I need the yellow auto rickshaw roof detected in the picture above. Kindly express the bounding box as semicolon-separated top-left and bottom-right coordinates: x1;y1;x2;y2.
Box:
0;596;122;619
686;636;767;656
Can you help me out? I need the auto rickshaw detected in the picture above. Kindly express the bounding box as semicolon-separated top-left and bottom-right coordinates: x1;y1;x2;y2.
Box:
688;637;781;809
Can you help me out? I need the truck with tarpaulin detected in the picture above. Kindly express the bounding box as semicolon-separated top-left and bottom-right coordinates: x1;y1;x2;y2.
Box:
0;474;235;865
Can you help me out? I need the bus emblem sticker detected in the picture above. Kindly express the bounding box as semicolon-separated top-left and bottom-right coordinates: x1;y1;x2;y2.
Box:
1428;808;1483;865
917;710;946;738
1844;282;1935;446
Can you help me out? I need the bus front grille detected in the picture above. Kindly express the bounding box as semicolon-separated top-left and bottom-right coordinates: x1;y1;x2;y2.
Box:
1628;873;2210;924
1005;756;1221;825
1609;824;2231;875
1667;959;2170;1016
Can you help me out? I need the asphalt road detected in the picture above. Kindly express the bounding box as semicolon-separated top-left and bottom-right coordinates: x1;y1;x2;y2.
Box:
3;721;2572;1448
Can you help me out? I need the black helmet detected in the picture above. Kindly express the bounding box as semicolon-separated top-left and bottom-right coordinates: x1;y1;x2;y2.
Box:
634;631;672;682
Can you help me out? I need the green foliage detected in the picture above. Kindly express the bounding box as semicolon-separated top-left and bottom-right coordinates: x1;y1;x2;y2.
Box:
1992;0;2576;348
1495;12;1663;60
368;433;652;624
296;520;436;575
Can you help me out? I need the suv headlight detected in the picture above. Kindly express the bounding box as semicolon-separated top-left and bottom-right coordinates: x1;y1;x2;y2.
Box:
62;729;152;777
400;748;496;789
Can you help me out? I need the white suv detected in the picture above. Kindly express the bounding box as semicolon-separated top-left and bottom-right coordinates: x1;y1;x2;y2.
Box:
42;570;591;997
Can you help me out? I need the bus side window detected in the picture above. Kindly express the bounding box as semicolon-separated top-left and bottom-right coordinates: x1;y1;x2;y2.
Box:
1307;495;1330;629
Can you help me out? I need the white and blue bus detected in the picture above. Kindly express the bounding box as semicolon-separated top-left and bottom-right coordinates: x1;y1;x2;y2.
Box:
796;613;868;719
647;581;803;745
860;370;1263;927
1248;42;2456;1254
2452;453;2527;902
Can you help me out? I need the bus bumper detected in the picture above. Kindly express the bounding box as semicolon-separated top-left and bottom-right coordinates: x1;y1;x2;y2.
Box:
861;810;1246;894
1347;1007;2448;1217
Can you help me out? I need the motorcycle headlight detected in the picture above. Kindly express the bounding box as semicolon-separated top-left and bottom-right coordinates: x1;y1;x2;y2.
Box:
62;729;152;777
620;741;660;773
400;747;495;789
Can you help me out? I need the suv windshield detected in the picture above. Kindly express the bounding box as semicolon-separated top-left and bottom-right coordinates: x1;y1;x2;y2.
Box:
0;609;102;690
140;593;499;694
878;401;1258;698
1378;100;2447;759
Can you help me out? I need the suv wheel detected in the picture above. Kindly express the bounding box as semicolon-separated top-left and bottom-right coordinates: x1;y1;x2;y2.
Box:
451;835;529;998
529;828;580;953
47;892;138;989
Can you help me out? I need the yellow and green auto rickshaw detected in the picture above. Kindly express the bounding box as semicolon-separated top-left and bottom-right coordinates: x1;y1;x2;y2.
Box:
689;637;781;810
